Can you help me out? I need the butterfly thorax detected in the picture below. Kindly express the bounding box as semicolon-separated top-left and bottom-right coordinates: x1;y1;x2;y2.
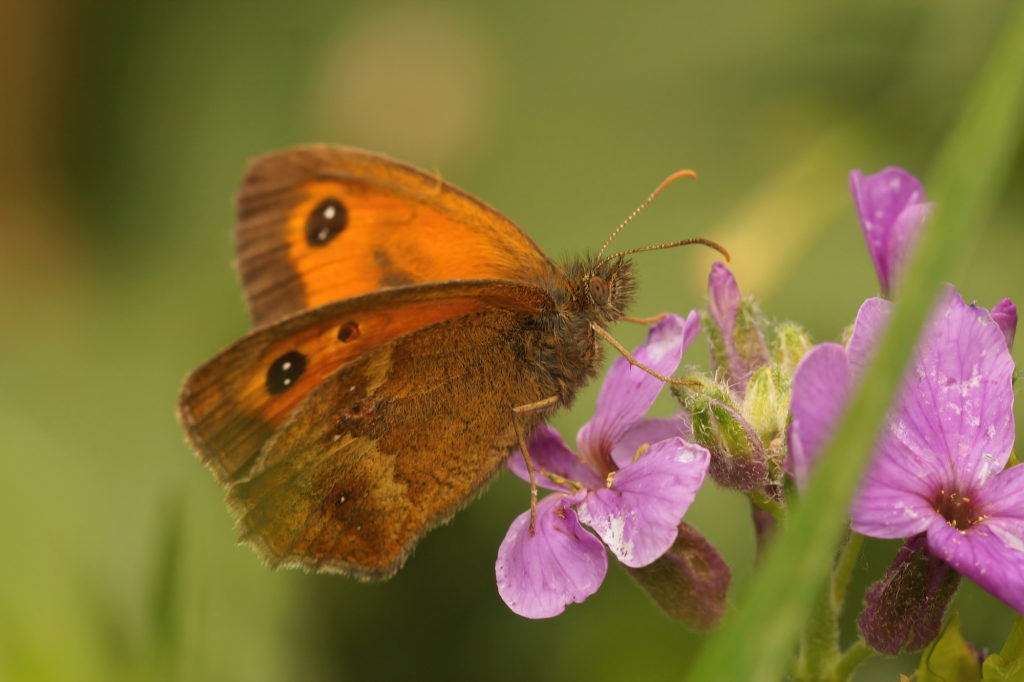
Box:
524;256;635;405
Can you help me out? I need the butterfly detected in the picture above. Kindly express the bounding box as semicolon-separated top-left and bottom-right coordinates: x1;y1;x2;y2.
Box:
177;145;723;579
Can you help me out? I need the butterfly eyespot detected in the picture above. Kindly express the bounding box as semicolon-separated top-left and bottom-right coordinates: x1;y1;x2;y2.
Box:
266;350;307;394
589;275;610;306
305;198;347;246
337;321;360;342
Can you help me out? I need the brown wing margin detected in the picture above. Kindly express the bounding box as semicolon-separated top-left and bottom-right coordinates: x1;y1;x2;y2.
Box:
235;145;562;326
177;279;554;487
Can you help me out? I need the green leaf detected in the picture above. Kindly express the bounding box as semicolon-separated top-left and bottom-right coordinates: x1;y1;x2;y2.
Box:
982;618;1024;682
681;6;1024;682
919;613;981;682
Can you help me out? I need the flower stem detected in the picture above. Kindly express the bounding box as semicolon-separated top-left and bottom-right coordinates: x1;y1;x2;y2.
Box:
834;640;873;681
748;489;786;522
831;531;863;607
792;530;865;682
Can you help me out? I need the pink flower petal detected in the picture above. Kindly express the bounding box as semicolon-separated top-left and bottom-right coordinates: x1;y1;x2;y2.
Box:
609;414;691;470
926;507;1024;615
849;447;936;539
852;288;1017;539
849;167;930;297
576;438;709;567
786;343;854;490
846;297;891;376
577;311;698;469
496;494;608;618
707;262;741;342
885;289;1015;490
507;424;603;491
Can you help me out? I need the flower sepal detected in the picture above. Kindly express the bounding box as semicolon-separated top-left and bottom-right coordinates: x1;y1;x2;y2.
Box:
675;373;768;492
625;522;731;630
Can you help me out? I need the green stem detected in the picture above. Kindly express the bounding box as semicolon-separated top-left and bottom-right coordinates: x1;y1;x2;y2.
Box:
748;489;786;522
834;640;874;682
830;531;863;608
794;531;863;682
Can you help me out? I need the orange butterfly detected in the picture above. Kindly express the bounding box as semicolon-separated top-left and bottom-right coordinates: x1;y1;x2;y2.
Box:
177;146;723;579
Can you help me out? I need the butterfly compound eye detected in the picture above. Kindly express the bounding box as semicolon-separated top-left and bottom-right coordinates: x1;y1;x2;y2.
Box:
589;275;610;306
306;198;348;246
266;350;306;394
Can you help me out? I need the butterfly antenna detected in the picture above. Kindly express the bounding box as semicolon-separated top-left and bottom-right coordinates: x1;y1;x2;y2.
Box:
596;169;698;261
600;237;730;268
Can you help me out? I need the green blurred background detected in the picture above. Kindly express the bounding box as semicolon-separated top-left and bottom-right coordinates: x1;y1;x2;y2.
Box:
2;2;1021;681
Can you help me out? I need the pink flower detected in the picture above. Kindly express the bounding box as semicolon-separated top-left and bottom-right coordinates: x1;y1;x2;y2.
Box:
788;289;1022;616
495;313;711;618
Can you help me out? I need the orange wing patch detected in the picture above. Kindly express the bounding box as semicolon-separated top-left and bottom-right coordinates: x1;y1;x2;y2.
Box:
236;146;561;327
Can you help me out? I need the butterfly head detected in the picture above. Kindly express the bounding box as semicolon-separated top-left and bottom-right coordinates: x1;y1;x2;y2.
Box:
565;255;635;326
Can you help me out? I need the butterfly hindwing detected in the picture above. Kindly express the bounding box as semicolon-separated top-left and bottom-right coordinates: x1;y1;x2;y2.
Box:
228;305;563;578
177;280;555;486
235;146;561;327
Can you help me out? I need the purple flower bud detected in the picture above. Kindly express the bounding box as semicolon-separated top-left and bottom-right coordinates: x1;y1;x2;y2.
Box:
858;535;961;655
706;263;770;394
849;167;932;298
625;522;731;630
991;297;1017;351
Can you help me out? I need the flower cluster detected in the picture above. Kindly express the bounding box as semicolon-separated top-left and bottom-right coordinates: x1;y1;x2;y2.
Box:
787;167;1020;654
492;163;1021;677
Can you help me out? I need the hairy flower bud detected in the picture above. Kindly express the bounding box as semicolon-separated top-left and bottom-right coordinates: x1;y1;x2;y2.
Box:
626;522;730;630
859;536;961;655
771;322;813;376
741;366;790;447
677;376;768;491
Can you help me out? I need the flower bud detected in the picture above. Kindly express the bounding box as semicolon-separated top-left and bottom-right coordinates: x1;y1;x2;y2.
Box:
991;298;1017;352
771;322;813;377
741;366;790;446
677;376;768;491
706;263;770;395
858;535;961;655
626;522;730;630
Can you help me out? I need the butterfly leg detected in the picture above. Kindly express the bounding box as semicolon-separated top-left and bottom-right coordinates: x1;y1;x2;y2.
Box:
512;395;560;534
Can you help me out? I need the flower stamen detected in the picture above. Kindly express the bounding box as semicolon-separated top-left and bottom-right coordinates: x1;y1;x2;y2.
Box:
544;471;583;492
933;488;979;530
632;443;651;463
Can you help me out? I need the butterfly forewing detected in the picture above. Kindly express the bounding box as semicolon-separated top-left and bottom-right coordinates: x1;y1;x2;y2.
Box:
178;280;554;485
236;146;561;327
